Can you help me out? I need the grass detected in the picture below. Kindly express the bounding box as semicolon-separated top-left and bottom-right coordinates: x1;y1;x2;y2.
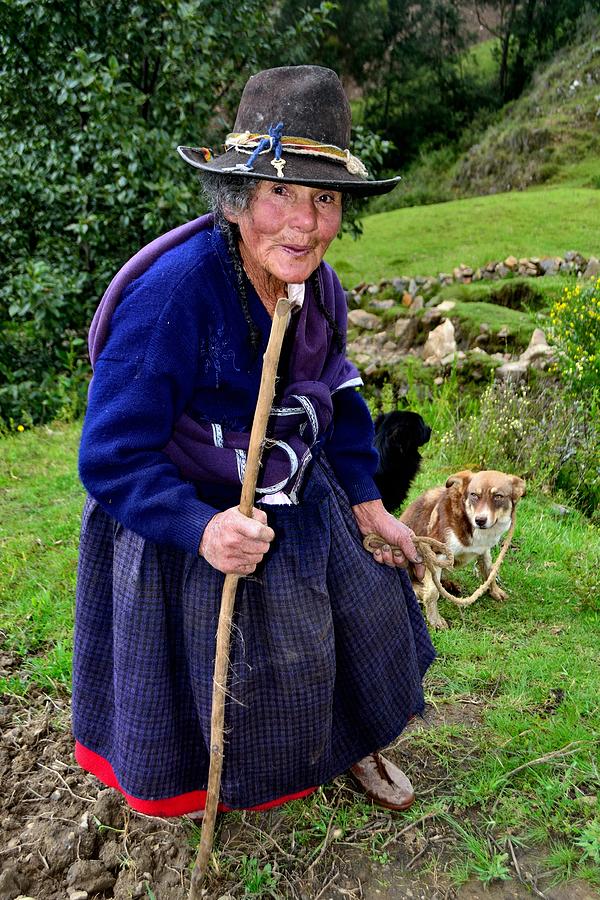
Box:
327;187;600;285
1;407;599;894
0;422;81;690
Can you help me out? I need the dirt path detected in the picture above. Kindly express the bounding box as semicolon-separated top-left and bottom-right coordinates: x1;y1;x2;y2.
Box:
1;651;596;899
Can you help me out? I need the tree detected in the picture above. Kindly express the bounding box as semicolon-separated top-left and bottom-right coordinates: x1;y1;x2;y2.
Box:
0;0;333;424
474;0;600;101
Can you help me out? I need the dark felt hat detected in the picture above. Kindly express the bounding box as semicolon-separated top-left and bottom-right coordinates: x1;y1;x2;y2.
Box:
177;65;400;197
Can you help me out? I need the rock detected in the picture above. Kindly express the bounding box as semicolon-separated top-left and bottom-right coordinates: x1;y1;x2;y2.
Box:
422;308;443;326
504;255;518;270
401;291;413;307
495;360;528;379
422;318;456;363
540;257;560;276
393;317;418;349
551;503;572;517
392;276;408;292
519;328;554;366
438;272;453;286
42;824;78;873
408;278;418;296
68;891;89;900
383;340;396;352
497;326;510;339
440;350;464;366
367;284;379;295
434;376;444;385
410;295;424;312
347;309;381;331
364;362;378;376
495;263;510;278
435;300;456;313
66;860;116;895
0;870;25;900
91;788;125;830
368;298;395;310
584;256;600;278
353;353;372;366
99;839;122;872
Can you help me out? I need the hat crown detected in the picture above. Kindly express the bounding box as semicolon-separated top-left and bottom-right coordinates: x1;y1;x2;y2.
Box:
233;65;351;148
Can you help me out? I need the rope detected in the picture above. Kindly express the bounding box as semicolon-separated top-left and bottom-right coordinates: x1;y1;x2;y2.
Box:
362;510;516;608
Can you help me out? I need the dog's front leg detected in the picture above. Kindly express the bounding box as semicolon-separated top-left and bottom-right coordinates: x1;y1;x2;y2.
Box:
414;569;449;630
477;549;507;601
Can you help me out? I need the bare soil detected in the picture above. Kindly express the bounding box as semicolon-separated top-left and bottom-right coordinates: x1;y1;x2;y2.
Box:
0;652;596;900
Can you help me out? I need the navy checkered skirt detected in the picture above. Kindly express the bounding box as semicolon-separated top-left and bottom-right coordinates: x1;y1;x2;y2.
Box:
72;462;435;809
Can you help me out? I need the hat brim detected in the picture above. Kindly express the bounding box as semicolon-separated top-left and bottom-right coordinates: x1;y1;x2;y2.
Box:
177;146;400;198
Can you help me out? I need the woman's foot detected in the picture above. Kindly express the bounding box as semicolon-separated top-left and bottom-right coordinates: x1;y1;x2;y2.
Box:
349;752;415;810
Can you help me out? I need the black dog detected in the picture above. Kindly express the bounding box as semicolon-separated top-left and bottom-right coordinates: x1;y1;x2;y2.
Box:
373;411;432;512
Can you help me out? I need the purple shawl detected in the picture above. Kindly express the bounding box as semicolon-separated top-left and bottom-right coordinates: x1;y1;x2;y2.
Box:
88;215;361;500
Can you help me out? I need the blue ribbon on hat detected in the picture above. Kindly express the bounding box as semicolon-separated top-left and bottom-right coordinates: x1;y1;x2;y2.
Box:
245;121;284;170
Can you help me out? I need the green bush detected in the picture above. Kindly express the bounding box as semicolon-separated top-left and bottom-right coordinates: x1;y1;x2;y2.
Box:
549;277;600;391
0;0;334;426
438;379;600;518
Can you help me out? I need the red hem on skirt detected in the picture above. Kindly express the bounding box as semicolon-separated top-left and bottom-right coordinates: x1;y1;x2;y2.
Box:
75;741;316;816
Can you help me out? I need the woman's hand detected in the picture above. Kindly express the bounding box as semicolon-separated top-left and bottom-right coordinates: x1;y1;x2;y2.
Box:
199;506;275;575
352;499;425;581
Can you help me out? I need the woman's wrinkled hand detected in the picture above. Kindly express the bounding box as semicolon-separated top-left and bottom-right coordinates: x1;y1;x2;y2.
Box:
199;506;275;575
352;499;425;581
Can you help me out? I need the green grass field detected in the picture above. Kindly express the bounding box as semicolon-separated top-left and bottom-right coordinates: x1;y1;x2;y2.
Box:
327;187;600;285
1;416;599;892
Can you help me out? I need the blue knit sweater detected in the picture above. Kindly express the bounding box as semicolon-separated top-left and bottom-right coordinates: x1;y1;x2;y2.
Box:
79;226;380;555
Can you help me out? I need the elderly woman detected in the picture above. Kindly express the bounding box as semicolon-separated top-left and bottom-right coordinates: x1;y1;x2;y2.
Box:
73;65;435;817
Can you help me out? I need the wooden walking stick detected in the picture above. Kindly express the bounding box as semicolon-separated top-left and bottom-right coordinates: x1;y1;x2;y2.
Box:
188;297;293;898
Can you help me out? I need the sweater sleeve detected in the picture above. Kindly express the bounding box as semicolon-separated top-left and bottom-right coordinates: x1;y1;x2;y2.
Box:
323;387;382;505
79;281;218;555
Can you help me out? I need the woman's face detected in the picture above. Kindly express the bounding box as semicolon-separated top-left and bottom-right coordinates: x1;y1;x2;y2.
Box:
226;181;343;286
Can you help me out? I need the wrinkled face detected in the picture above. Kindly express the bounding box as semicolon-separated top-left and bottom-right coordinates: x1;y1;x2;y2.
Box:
225;180;343;286
463;471;524;530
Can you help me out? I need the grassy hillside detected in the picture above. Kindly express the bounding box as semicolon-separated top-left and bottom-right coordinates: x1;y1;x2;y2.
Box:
328;187;600;285
372;19;600;213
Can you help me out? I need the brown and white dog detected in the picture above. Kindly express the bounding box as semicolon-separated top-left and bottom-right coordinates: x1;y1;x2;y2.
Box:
400;470;526;629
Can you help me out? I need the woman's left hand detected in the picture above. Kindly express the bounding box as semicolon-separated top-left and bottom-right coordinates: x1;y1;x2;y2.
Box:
352;499;425;581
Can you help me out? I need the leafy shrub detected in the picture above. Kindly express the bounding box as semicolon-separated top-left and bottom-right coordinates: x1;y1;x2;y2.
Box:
0;0;334;427
438;379;600;518
549;278;600;391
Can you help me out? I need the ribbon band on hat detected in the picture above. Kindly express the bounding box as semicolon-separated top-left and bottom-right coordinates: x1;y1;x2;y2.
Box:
222;126;369;179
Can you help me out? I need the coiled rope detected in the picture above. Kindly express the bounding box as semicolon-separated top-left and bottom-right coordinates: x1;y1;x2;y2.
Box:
362;510;516;608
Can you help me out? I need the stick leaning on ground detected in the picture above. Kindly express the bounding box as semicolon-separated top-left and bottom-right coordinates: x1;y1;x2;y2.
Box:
188;297;293;899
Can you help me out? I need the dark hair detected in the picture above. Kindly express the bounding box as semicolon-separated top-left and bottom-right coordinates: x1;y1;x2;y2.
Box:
199;173;344;357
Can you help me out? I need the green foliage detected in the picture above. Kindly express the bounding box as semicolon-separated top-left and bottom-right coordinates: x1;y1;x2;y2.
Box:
549;277;600;391
239;856;278;895
438;379;600;517
0;0;333;425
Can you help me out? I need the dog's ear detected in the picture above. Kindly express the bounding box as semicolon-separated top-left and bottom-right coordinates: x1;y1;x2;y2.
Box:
446;470;473;491
511;476;526;501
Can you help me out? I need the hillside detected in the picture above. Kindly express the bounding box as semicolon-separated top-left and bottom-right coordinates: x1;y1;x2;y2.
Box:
372;18;600;212
454;22;600;195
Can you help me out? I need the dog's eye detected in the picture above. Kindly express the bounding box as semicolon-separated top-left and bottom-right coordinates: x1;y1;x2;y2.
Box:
494;494;505;504
469;492;479;501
